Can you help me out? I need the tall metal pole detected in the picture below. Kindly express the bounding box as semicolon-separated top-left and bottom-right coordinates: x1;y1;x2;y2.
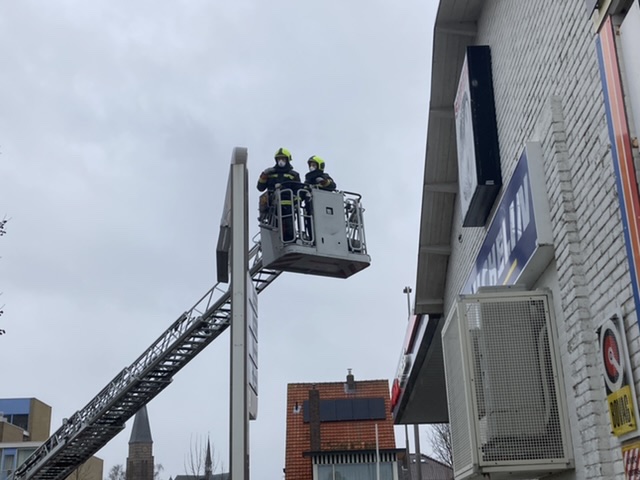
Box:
229;147;249;480
404;425;413;480
375;424;381;480
413;425;423;480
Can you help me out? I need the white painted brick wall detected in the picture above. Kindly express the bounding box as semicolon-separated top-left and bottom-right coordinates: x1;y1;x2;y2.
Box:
442;0;639;478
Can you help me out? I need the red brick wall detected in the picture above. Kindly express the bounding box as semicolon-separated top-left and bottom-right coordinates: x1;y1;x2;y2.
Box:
284;379;395;480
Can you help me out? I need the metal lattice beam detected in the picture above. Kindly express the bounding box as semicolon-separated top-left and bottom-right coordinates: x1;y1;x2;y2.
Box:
13;243;280;480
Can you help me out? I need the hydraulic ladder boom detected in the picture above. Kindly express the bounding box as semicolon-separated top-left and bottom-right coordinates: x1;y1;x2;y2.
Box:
13;243;280;480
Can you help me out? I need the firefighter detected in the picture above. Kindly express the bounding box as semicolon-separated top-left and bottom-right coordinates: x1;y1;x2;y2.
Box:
304;155;336;191
257;148;301;241
257;148;301;192
301;155;337;240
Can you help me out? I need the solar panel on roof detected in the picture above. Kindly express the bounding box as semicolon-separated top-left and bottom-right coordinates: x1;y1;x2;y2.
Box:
303;398;386;423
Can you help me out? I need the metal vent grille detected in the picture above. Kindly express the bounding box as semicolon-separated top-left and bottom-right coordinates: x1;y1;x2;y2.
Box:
312;452;397;465
442;307;473;473
442;289;572;478
465;298;565;463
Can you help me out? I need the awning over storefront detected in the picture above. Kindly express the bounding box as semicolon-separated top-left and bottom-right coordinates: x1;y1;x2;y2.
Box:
393;0;483;425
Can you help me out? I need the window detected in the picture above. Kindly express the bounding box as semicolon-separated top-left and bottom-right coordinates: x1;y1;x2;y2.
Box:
1;451;16;480
317;462;393;480
8;414;29;431
17;448;36;468
312;451;398;480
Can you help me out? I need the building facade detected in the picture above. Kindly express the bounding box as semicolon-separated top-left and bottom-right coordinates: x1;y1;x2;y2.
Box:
392;0;640;479
400;454;453;480
0;398;102;480
285;372;401;480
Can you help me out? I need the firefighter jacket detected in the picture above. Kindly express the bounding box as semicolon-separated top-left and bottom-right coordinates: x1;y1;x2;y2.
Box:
257;164;301;192
304;169;337;191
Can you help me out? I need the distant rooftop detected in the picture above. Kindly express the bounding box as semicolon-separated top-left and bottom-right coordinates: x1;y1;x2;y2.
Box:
174;474;229;480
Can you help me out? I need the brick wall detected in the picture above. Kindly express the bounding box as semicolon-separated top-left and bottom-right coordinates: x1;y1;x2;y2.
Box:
127;444;154;480
442;1;637;478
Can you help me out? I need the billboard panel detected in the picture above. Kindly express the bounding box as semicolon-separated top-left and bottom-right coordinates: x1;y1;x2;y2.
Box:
454;46;502;227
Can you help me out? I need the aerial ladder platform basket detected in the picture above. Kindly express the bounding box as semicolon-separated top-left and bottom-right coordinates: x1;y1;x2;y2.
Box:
258;184;370;279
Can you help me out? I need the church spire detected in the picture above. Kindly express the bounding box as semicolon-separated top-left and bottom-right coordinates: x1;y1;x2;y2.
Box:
204;437;212;480
126;406;154;480
129;405;153;444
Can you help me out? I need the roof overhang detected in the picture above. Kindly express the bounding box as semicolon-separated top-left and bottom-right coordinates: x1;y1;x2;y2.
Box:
393;0;484;425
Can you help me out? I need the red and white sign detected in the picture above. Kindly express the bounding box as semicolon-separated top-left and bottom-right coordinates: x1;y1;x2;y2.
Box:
391;315;425;412
623;441;640;479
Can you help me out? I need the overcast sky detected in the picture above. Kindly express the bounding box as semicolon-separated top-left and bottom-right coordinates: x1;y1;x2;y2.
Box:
0;1;437;478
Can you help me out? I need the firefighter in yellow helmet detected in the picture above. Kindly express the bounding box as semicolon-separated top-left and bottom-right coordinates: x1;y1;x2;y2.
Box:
256;148;301;192
304;155;336;191
257;148;301;241
300;155;337;241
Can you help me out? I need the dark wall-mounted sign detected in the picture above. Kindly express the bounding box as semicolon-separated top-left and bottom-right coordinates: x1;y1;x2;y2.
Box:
454;45;502;227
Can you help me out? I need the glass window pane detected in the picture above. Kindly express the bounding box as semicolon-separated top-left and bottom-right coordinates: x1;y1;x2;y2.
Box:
317;465;333;480
17;449;36;467
380;463;393;479
334;463;375;480
333;462;394;480
11;414;29;431
2;453;16;480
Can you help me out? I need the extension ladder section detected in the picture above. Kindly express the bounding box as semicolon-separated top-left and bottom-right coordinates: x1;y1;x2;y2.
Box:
12;243;280;480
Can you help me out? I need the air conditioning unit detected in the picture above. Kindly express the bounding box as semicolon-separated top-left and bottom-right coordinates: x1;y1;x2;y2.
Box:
442;288;573;479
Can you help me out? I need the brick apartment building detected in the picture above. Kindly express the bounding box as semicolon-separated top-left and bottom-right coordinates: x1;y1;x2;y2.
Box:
0;398;102;480
284;371;402;480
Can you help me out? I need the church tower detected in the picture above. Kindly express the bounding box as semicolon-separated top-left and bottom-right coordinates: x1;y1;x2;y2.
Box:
204;438;212;480
126;405;154;480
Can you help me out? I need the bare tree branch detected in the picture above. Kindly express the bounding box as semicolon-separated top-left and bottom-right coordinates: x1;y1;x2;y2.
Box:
0;217;8;237
183;434;220;477
106;463;162;480
184;435;205;477
154;464;164;480
106;465;125;480
427;423;453;468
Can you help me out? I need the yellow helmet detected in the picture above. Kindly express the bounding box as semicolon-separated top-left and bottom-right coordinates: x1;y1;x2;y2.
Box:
307;155;325;171
274;147;292;162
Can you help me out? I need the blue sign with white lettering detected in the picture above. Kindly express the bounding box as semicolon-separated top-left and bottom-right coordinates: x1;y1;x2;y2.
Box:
463;148;538;293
